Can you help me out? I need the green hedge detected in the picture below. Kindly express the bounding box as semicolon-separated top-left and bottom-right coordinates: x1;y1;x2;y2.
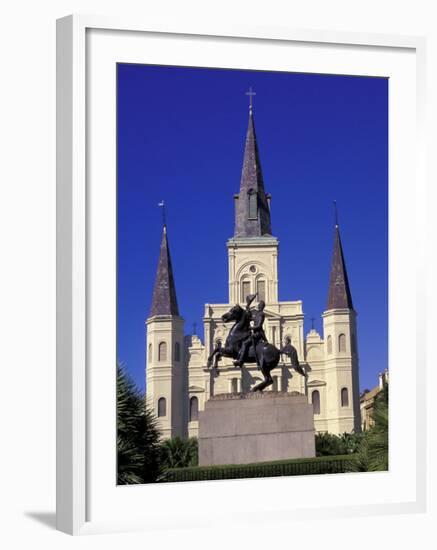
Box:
161;454;356;482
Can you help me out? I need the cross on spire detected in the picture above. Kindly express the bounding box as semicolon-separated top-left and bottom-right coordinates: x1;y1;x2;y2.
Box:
193;322;197;335
310;316;315;330
245;87;256;111
158;200;166;227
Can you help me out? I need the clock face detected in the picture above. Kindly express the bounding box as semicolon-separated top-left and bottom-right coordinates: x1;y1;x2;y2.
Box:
249;265;257;273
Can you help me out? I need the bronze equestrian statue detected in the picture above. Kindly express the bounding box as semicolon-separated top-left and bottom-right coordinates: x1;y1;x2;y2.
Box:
207;296;305;392
233;295;267;367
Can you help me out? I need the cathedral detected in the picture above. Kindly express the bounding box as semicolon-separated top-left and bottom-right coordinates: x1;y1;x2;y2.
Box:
145;103;361;439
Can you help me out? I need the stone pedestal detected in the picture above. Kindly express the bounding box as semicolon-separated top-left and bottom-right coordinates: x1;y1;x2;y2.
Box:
198;392;315;466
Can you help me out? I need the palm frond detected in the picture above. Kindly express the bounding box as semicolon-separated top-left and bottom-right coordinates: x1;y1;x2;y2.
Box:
117;363;164;484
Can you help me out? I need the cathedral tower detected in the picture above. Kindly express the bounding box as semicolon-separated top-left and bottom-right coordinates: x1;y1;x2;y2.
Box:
227;103;279;305
321;218;361;433
146;225;186;439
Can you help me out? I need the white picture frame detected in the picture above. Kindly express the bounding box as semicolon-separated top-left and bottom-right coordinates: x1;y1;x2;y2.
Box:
56;14;427;536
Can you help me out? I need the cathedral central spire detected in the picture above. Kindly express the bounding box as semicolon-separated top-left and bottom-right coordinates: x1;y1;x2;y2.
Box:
149;224;180;317
234;102;272;238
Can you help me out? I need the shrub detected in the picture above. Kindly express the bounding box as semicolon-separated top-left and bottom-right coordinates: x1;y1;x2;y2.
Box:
159;437;198;469
339;431;366;454
315;431;365;457
315;432;346;456
161;454;356;483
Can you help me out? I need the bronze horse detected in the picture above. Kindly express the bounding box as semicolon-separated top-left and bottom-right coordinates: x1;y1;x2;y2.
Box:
207;304;304;392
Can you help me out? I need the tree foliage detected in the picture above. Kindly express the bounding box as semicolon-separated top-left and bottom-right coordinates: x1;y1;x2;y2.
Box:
159;436;198;469
315;431;364;457
117;364;163;484
347;383;389;472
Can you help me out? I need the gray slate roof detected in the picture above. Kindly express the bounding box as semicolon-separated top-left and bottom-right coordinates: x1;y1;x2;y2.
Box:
149;225;180;317
234;108;272;238
327;225;354;310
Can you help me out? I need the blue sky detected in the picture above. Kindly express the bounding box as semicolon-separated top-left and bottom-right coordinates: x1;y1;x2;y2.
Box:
117;63;388;394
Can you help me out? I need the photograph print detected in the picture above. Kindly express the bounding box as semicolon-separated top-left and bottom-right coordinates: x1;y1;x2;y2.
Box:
116;63;388;484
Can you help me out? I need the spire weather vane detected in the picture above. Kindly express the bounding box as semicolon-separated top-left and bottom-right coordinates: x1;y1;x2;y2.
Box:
245;87;256;111
158;200;167;227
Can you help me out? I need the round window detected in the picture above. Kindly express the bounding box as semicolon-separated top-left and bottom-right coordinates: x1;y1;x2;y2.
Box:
249;265;257;273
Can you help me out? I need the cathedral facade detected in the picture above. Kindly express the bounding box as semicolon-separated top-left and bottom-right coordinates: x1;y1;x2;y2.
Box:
146;105;361;440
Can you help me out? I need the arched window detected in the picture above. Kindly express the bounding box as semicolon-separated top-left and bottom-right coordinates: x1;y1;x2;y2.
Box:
327;335;332;355
248;189;258;219
148;343;152;362
241;280;251;303
338;333;346;353
157;397;166;417
312;390;320;415
174;342;181;362
231;378;238;393
257;279;266;302
189;396;198;421
341;387;349;407
158;341;167;362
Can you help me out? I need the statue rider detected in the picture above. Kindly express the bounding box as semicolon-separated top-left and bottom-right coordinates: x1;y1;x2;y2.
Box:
233;295;267;368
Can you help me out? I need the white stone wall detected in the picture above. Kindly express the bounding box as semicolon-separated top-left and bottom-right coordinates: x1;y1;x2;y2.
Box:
146;315;186;439
227;237;279;304
319;309;360;434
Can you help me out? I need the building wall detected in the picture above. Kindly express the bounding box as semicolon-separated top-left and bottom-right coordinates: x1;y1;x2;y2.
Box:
227;237;279;304
321;309;360;434
147;240;360;439
360;370;389;430
146;315;186;439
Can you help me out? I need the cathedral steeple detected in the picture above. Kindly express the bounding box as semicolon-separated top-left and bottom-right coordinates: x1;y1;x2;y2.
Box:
234;100;272;238
146;220;186;438
326;214;354;310
149;225;180;317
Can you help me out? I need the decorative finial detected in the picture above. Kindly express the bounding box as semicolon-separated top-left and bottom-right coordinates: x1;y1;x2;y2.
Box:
245;86;256;112
158;200;166;227
310;316;315;331
193;321;197;335
333;200;339;227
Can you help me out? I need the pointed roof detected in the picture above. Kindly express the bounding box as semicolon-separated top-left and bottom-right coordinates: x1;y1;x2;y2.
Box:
234;107;272;238
149;225;180;317
327;223;354;310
